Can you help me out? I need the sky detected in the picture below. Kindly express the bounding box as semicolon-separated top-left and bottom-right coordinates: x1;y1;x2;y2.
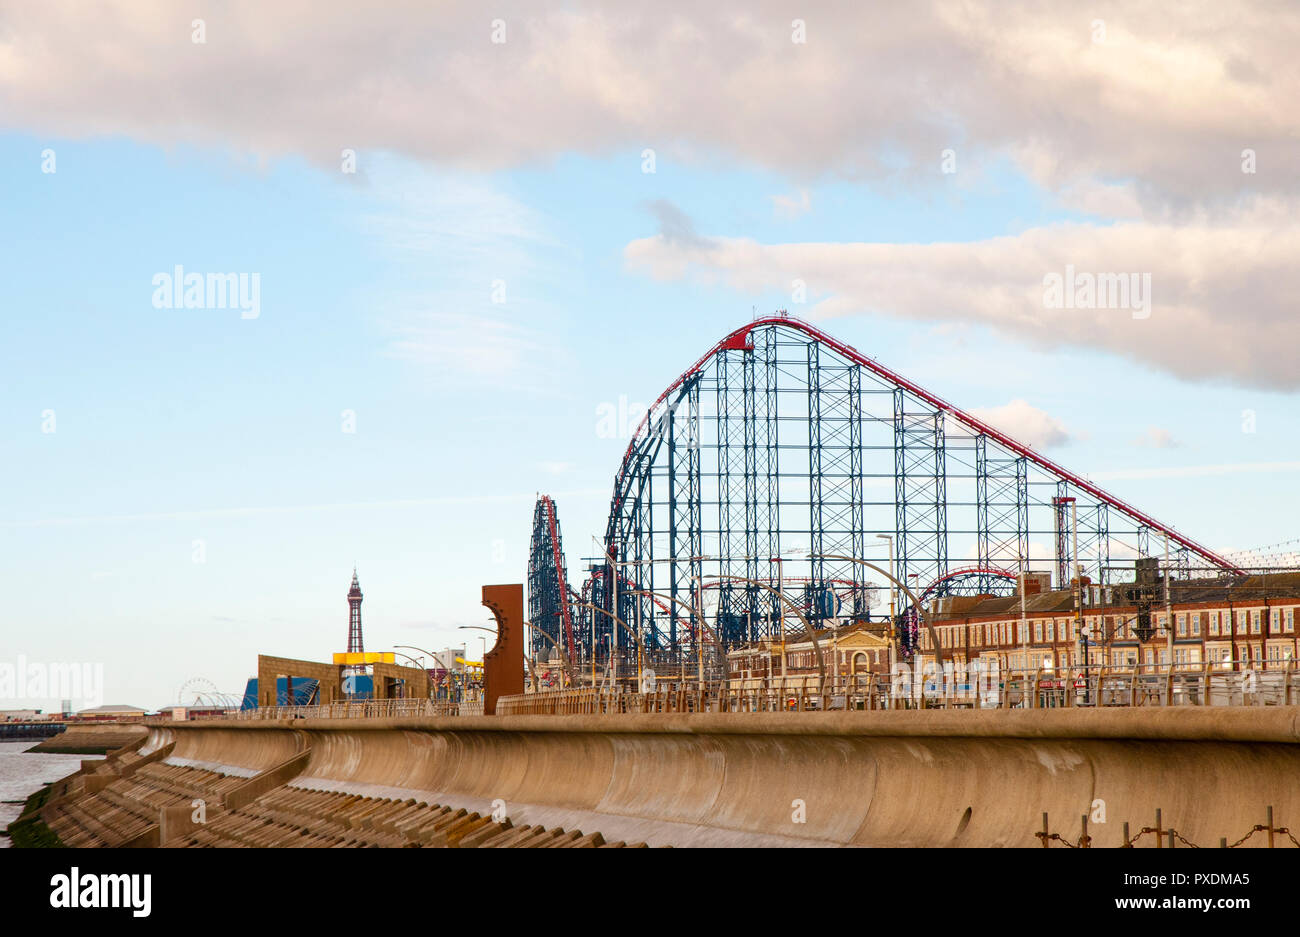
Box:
1;1;1298;710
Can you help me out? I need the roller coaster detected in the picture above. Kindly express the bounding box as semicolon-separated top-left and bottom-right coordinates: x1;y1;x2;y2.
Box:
527;314;1244;672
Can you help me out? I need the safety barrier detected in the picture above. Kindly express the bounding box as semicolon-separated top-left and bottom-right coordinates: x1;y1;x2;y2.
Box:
496;663;1299;716
198;699;462;721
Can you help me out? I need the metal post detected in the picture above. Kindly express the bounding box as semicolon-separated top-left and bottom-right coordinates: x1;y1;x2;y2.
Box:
696;575;705;698
1164;533;1173;669
877;534;896;701
612;541;619;691
1020;554;1029;707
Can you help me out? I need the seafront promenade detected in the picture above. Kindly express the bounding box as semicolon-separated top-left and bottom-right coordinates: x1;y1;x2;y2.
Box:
11;705;1300;849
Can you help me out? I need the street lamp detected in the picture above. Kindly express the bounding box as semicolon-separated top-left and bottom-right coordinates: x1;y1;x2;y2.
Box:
521;619;574;689
389;651;427;700
596;553;713;688
705;573;824;700
573;600;641;689
458;625;494;703
625;587;725;688
394;644;451;703
875;535;896;676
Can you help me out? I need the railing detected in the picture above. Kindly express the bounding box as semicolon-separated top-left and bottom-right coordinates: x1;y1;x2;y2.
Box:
150;662;1299;720
496;662;1300;715
183;699;465;721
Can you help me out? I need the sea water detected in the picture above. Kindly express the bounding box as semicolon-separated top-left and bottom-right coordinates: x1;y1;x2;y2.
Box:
0;740;102;847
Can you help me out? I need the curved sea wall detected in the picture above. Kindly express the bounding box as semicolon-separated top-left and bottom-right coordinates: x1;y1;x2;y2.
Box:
29;723;148;754
148;708;1300;847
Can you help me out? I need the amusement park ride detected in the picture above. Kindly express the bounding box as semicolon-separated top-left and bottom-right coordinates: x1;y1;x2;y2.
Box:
527;315;1246;678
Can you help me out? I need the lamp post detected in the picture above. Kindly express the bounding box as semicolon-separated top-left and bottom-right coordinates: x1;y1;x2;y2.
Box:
597;553;714;687
572;600;641;690
458;625;495;703
875;535;896;677
593;537;625;692
389;651;427;700
626;587;726;687
807;554;945;665
806;553;948;708
521;619;574;689
770;557;788;679
704;573;823;701
394;644;446;701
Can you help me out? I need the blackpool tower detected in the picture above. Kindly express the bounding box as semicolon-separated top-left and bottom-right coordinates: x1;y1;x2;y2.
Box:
347;568;364;653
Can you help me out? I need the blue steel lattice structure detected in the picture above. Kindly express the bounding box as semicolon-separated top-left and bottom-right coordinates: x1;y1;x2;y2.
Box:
574;315;1243;673
527;495;576;663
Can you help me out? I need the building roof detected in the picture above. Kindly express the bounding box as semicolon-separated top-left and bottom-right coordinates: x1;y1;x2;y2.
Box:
931;571;1300;622
75;704;148;714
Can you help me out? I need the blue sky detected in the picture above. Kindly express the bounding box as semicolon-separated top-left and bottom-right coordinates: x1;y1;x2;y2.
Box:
2;3;1298;709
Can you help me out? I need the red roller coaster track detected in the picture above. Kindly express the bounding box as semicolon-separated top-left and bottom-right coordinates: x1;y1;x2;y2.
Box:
613;315;1246;576
541;496;577;659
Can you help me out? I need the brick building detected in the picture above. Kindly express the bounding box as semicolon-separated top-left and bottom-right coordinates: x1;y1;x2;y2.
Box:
917;572;1300;674
725;572;1300;686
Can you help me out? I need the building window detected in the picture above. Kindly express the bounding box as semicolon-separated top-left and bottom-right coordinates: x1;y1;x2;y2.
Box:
1046;621;1054;643
1209;612;1219;637
1252;611;1261;635
1287;609;1295;634
1191;612;1201;636
1034;621;1042;642
1177;614;1187;637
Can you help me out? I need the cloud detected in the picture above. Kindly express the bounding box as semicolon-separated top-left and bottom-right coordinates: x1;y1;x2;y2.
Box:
359;160;570;387
645;199;708;249
1132;426;1181;449
967;399;1072;449
770;188;811;219
623;199;1300;390
1;2;1296;211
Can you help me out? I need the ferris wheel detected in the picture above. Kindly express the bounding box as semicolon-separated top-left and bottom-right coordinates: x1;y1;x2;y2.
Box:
176;677;242;709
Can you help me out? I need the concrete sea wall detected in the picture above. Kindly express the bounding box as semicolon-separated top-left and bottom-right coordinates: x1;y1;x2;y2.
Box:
143;708;1300;847
28;723;148;754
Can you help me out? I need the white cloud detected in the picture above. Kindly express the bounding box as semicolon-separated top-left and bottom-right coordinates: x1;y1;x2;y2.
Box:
770;188;811;219
1132;426;1181;449
967;399;1072;450
623;199;1300;390
1;2;1296;211
358;160;569;387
